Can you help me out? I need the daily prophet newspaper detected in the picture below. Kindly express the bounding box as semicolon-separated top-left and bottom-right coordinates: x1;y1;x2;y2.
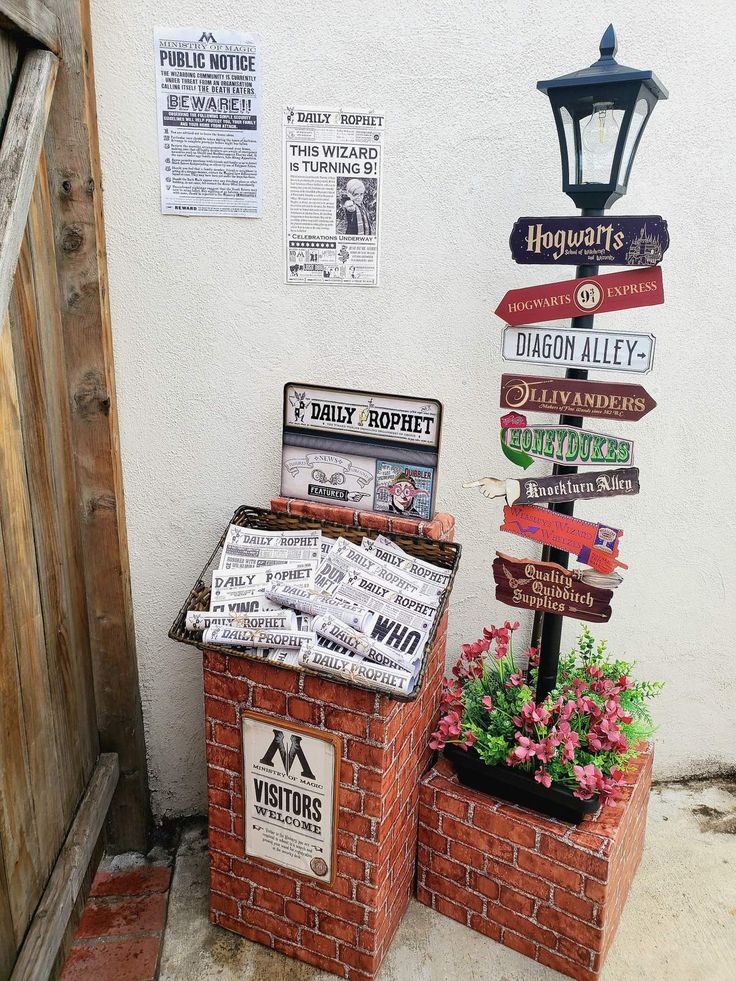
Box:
283;106;384;286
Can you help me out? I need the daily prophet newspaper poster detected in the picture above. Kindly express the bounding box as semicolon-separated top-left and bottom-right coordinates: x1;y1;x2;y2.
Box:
283;106;384;286
154;27;261;217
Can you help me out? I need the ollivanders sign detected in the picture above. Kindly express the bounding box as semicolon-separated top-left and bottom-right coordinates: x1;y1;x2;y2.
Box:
242;712;340;882
500;374;656;422
281;383;442;520
509;216;669;266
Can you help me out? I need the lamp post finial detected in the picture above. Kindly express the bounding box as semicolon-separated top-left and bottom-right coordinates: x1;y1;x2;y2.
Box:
599;24;618;61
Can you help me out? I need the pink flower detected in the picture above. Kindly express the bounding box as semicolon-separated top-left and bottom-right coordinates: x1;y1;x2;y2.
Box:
533;737;556;764
526;646;540;668
506;672;525;688
534;768;552;788
460;730;477;750
510;733;537;763
587;665;604;679
482;695;494;712
428;710;463;750
514;701;551;731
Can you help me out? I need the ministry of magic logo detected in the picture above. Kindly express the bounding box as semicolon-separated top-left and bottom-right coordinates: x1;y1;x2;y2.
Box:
259;729;316;780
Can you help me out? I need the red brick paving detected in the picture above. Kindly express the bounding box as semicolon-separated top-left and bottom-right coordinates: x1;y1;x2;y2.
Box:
62;865;172;981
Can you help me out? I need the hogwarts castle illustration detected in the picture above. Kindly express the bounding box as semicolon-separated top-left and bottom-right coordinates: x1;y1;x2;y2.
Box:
626;225;664;265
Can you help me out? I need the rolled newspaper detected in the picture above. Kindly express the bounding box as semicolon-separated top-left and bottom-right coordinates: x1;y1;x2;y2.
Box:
211;562;315;601
363;535;451;586
298;642;414;696
265;583;376;634
330;537;444;604
186;610;297;633
311;613;415;674
202;625;314;650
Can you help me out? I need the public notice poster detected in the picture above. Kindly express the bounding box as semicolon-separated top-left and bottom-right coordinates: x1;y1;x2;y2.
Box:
283;106;384;286
154;27;261;217
242;713;338;882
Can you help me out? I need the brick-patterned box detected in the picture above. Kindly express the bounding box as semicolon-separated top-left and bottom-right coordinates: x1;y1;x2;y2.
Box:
173;502;458;980
416;747;653;981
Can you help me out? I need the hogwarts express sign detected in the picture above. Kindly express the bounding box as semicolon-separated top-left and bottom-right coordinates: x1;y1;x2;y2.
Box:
495;267;664;326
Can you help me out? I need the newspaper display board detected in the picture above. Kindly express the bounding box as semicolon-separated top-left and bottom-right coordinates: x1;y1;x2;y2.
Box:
242;712;339;882
283;107;384;286
281;384;442;520
154;27;261;217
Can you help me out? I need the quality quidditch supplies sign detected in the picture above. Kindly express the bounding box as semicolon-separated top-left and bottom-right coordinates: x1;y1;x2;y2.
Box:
242;713;340;882
281;384;442;520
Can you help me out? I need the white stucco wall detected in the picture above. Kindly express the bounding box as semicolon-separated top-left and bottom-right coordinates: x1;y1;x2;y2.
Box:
90;0;736;818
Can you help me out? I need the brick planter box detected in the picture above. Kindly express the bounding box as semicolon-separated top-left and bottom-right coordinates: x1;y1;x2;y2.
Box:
202;502;455;980
416;747;653;980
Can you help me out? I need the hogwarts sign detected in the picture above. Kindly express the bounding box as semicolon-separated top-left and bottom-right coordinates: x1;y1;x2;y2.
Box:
281;384;442;519
495;267;664;326
493;553;613;623
508;216;670;266
500;375;657;422
242;712;340;882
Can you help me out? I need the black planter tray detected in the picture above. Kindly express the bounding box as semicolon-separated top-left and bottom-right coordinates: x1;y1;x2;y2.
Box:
444;744;600;824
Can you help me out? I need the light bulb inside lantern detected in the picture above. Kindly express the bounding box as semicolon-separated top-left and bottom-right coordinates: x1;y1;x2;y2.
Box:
581;102;619;183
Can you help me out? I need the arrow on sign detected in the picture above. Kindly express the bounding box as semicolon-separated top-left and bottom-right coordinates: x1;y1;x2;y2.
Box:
501;325;656;374
495;267;664;325
500;374;657;421
500;422;634;468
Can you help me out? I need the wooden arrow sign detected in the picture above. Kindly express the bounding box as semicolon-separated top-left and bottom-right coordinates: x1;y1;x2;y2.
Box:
493;552;613;623
465;468;640;505
509;216;670;266
500;374;657;422
502;325;656;374
501;423;634;468
501;504;626;574
495;267;664;326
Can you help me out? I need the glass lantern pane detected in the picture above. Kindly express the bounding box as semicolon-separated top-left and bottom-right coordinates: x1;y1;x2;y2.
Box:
579;103;625;185
559;106;578;183
621;98;650;185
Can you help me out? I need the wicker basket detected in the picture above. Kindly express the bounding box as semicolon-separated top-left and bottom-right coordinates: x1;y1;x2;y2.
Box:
169;504;461;702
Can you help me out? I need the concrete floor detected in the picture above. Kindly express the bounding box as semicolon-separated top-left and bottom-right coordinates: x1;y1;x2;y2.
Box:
159;779;736;980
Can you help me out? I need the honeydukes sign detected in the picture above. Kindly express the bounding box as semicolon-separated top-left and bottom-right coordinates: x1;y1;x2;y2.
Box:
500;419;634;469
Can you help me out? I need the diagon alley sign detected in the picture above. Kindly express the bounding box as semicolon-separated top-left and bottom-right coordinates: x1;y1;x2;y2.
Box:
493;553;613;623
502;325;655;374
500;422;633;468
495;267;664;326
509;216;670;266
464;467;640;505
500;374;657;421
500;504;626;575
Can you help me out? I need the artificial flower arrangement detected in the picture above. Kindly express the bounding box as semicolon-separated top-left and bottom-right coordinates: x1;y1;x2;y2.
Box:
430;621;662;814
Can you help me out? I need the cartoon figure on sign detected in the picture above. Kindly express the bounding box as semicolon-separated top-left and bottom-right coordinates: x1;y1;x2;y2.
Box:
387;472;428;516
289;390;310;422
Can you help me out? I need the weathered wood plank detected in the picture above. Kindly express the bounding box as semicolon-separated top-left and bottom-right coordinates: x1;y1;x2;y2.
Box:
10;753;119;981
9;155;98;824
0;32;27;976
0;48;57;329
0;491;42;962
0;313;64;928
0;0;59;53
44;0;149;851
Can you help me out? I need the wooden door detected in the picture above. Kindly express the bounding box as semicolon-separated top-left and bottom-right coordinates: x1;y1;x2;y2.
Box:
0;7;99;975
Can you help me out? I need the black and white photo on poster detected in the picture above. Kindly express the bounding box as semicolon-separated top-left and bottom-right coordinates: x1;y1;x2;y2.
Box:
283;107;384;286
242;713;339;882
154;27;261;217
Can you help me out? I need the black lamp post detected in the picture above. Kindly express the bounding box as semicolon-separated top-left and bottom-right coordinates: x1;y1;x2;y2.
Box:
532;26;668;701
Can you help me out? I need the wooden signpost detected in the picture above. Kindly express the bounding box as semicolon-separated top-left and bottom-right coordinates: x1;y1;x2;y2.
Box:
495;267;663;326
492;553;613;623
500;374;656;422
500;422;634;468
509;216;669;266
464;467;640;505
500;504;626;574
502;325;656;374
